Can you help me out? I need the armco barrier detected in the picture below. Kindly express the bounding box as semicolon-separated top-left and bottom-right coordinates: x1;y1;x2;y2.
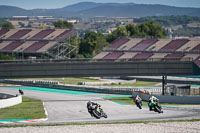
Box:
0;94;22;109
3;80;134;95
2;80;161;95
134;91;200;104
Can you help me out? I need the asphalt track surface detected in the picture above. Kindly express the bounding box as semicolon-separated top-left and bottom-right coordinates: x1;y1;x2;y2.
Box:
1;86;200;124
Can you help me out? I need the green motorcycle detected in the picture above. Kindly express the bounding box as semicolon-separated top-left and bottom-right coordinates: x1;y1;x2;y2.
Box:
148;100;163;113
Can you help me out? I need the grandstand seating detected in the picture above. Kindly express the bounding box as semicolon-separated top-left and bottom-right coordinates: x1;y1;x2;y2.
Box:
103;52;124;59
0;29;76;58
119;52;138;59
1;29;18;39
37;42;57;53
194;57;200;67
191;44;200;52
164;53;185;60
150;53;168;59
31;29;55;40
132;52;153;60
159;39;189;51
181;54;199;61
13;41;36;52
118;38;142;50
177;39;200;52
0;29;9;37
108;37;129;50
44;29;65;40
146;39;171;51
23;41;49;53
0;41;12;50
55;29;75;41
8;29;31;39
21;29;41;39
2;41;24;52
93;52;109;59
131;38;158;51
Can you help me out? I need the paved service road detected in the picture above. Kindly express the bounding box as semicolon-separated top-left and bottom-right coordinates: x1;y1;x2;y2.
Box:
1;86;200;123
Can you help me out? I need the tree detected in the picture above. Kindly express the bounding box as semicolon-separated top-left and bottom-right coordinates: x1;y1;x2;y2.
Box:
0;53;15;60
125;21;167;38
106;26;129;43
2;22;14;29
54;20;73;29
78;32;108;58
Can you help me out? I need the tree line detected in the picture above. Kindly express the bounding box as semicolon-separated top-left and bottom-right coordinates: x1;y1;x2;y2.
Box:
78;21;166;58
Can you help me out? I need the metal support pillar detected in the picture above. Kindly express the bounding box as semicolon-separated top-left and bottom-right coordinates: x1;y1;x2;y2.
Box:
162;76;167;95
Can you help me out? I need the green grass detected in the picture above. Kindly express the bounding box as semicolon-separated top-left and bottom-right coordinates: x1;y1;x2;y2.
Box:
0;97;46;120
1;119;200;128
12;77;103;85
11;78;158;87
105;81;158;87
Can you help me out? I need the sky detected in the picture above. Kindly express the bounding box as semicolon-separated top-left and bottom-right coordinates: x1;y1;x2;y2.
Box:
0;0;200;9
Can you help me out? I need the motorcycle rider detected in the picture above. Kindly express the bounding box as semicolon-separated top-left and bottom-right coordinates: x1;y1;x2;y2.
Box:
19;89;24;95
134;95;142;102
87;100;98;117
134;94;142;109
148;95;159;111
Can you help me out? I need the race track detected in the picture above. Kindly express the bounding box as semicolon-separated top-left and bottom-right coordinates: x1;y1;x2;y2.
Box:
1;86;200;124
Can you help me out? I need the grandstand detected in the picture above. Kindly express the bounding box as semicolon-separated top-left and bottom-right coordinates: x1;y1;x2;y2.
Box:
0;28;76;59
94;37;200;67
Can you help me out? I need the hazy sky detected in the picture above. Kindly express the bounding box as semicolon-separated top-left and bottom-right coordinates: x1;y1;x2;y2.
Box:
0;0;200;9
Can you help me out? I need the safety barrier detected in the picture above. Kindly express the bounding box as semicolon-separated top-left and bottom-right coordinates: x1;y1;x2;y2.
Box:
0;94;22;109
133;91;200;104
3;80;163;95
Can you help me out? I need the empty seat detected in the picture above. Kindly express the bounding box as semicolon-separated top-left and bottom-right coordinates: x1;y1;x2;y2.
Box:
131;38;158;51
2;41;24;52
93;52;110;59
119;38;142;50
194;57;200;67
190;44;200;52
0;29;9;37
23;41;49;52
164;53;185;60
8;29;31;39
31;29;55;40
103;52;124;59
132;52;153;60
160;39;189;52
108;37;129;50
55;29;75;41
119;52;138;59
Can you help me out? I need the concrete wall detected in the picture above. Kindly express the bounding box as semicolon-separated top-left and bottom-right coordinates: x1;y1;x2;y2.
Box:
134;91;200;104
0;60;193;78
0;95;22;109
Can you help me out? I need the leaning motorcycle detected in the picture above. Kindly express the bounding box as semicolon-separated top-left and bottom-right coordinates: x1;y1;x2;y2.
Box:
149;100;163;113
135;99;142;109
92;104;108;119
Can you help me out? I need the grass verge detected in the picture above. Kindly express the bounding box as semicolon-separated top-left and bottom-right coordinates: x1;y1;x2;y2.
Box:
0;97;46;120
104;81;158;87
12;77;103;85
11;78;158;86
1;119;200;128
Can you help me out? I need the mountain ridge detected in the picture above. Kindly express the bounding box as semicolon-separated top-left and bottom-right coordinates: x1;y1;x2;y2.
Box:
0;2;200;18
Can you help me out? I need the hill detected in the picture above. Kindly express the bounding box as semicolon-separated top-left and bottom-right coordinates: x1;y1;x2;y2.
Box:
0;2;200;18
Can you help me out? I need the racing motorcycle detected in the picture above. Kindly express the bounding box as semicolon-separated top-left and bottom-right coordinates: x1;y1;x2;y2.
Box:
91;104;108;119
149;100;163;113
134;95;142;109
